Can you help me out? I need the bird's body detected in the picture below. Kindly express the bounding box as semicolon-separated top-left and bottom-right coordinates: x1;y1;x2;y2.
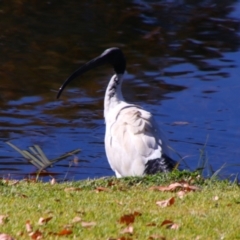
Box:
57;48;176;177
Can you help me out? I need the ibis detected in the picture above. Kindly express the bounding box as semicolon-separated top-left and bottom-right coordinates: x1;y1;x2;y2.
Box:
57;47;176;178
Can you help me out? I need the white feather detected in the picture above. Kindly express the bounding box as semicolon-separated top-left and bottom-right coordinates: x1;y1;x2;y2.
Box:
104;74;171;177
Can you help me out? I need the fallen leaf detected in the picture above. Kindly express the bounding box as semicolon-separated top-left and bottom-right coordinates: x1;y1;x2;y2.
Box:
26;220;33;233
95;187;110;193
148;234;166;240
150;182;199;192
81;221;96;228
29;230;42;239
177;190;187;199
182;183;199;191
107;180;116;186
117;237;133;240
121;225;134;235
119;215;132;225
119;212;141;225
150;183;182;192
64;187;81;192
38;216;52;225
57;229;73;236
17;193;28;198
160;220;180;230
0;215;8;225
146;222;157;227
156;197;175;208
0;233;15;240
160;220;174;227
72;216;82;223
133;211;141;217
16;231;24;237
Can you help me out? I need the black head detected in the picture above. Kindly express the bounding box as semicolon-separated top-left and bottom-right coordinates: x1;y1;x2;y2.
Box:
57;47;126;99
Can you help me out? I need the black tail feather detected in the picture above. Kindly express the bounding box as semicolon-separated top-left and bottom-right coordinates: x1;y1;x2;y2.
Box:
144;154;176;174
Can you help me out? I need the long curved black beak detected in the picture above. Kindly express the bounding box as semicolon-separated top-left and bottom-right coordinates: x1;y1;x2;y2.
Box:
57;47;126;99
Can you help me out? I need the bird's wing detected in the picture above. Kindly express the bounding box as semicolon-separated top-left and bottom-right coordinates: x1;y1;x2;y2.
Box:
107;106;168;176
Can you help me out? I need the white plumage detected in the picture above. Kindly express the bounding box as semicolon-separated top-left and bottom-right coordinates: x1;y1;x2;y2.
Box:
57;48;175;178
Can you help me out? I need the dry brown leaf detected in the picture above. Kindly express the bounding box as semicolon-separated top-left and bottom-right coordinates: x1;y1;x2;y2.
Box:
148;234;166;240
107;238;133;240
121;225;134;235
81;221;96;228
177;190;187;199
26;220;33;233
119;214;135;225
64;187;81;192
150;183;182;192
72;216;82;223
160;220;174;227
182;183;199;191
160;220;180;230
38;216;52;225
16;231;24;237
156;197;175;208
95;187;110;193
29;230;43;240
117;237;133;240
167;182;183;191
0;215;8;225
107;180;116;187
150;182;199;192
146;222;157;227
0;233;15;240
57;229;73;236
119;212;141;225
17;193;28;198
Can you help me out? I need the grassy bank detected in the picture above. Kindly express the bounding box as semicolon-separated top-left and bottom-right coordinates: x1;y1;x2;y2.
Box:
0;171;240;239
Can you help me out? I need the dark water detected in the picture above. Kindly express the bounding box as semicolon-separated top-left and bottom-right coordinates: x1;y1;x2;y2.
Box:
0;0;240;181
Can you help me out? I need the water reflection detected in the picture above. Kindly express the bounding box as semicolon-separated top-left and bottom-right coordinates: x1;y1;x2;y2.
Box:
0;0;239;180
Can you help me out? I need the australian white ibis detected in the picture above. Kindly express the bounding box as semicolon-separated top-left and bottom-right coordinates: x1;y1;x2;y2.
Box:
57;47;176;178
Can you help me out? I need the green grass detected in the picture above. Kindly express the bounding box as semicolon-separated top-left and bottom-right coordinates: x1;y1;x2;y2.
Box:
1;171;240;239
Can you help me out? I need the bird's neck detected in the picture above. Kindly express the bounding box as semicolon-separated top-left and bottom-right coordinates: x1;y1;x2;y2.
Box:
104;73;125;119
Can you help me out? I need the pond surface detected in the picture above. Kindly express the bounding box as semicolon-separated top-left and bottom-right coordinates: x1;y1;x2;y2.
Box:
0;0;240;181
